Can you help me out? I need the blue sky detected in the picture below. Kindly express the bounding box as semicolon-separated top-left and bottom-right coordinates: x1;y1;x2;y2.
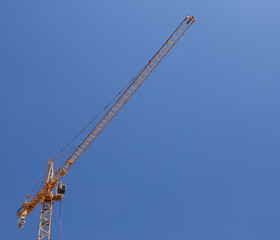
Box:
1;0;280;239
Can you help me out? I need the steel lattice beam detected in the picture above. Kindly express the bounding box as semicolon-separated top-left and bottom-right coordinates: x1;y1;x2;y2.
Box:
17;15;195;221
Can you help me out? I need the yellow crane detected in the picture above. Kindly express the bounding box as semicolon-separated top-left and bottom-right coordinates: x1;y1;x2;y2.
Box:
16;14;195;240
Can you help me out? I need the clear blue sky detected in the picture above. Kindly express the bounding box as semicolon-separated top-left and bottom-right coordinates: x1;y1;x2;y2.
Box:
1;0;280;239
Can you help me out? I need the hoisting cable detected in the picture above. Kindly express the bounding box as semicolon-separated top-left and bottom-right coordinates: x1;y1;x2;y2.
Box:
32;60;152;198
53;79;134;160
59;199;63;240
29;171;47;199
52;63;149;161
30;61;151;198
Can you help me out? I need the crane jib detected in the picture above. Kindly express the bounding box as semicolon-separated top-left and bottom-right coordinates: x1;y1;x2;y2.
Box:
16;15;195;221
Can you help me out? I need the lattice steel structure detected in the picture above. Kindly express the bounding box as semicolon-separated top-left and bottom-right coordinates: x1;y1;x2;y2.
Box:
38;200;53;240
16;15;195;240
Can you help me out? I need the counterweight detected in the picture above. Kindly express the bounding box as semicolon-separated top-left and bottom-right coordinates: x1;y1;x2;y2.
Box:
16;15;195;239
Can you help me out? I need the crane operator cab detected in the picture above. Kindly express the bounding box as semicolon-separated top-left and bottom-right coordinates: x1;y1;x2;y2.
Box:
56;183;67;196
53;182;67;201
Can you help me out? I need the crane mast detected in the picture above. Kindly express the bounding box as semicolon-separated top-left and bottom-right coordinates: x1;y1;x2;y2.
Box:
16;15;195;239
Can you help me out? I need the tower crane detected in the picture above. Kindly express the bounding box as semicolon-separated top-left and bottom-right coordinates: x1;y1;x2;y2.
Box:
16;15;195;240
